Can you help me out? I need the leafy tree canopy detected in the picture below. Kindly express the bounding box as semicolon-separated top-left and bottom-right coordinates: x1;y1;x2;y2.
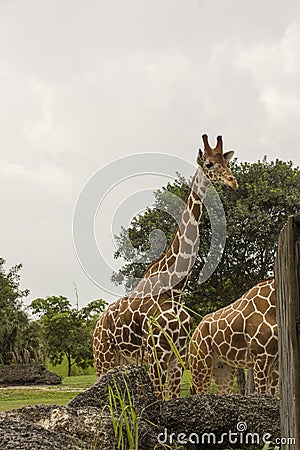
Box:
112;158;300;322
30;296;107;376
0;258;44;364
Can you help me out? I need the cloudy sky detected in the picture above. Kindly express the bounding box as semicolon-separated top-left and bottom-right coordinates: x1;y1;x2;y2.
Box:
1;0;300;308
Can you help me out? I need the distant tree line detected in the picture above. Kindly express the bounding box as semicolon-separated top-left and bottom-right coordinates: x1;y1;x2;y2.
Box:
0;258;106;376
0;258;42;365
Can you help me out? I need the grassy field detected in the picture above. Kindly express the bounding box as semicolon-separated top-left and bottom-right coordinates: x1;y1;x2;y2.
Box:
0;361;236;412
0;369;196;412
0;374;97;412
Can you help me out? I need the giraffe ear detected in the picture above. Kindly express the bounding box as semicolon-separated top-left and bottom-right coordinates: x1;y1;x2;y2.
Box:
197;149;204;166
223;150;234;163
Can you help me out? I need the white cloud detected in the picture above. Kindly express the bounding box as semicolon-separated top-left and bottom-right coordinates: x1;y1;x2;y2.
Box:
23;80;55;147
232;21;300;157
281;22;300;77
2;161;72;193
236;21;300;86
261;88;300;121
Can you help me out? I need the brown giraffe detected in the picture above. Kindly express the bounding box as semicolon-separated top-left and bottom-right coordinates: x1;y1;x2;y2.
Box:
189;278;278;396
93;134;238;399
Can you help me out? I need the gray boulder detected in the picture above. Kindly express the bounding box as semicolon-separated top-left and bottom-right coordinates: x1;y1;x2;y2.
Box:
0;364;61;385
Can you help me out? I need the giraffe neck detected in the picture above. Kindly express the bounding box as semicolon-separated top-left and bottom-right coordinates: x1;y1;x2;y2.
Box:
164;167;209;289
138;166;210;297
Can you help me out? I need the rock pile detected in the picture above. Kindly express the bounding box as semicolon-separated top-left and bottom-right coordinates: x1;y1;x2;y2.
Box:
0;364;61;386
0;365;280;449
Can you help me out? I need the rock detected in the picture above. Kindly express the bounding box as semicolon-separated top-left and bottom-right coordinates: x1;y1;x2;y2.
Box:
69;364;158;411
0;364;280;450
155;393;280;449
3;404;114;449
69;365;165;449
0;416;80;450
0;364;61;385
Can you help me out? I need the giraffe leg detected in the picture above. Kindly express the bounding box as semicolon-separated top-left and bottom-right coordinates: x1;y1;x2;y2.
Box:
212;360;236;394
168;356;183;399
189;327;213;395
148;354;168;400
266;360;279;396
93;326;115;376
190;356;212;394
167;333;189;399
189;347;213;395
267;368;279;396
253;357;270;394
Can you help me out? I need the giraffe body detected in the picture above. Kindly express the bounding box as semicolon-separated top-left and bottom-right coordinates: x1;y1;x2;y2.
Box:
93;292;191;399
189;278;278;395
93;134;238;399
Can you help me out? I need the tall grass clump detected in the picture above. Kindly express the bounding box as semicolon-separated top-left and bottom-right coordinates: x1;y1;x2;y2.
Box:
107;376;139;450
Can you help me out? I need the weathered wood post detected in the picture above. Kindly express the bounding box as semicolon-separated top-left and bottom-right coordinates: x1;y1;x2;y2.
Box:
245;367;255;396
275;213;300;449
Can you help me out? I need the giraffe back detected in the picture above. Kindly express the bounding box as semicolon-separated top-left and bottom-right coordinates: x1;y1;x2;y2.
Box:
191;279;277;368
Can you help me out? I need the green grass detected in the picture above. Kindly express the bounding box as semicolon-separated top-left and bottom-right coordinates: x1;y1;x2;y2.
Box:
0;370;192;412
0;360;241;412
0;388;77;411
0;374;97;412
0;370;240;412
62;374;97;388
47;358;96;378
180;369;191;396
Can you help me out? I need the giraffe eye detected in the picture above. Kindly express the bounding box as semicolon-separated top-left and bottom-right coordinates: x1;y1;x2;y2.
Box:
205;162;214;169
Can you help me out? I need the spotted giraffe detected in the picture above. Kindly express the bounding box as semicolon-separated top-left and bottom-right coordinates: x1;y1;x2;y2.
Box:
93;134;238;399
189;278;278;395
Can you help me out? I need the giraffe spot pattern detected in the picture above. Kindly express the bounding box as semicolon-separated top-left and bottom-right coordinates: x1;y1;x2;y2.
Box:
189;279;278;395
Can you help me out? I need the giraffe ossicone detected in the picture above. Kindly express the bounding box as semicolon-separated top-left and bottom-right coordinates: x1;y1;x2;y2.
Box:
189;278;278;396
93;134;238;399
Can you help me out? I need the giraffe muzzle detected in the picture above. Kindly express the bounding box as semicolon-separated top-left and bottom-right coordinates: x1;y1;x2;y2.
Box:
225;176;239;190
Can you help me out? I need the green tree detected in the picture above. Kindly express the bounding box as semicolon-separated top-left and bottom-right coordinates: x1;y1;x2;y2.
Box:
30;296;107;376
0;258;44;364
112;158;300;322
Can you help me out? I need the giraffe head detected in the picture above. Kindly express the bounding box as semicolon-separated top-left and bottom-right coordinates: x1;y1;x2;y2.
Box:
197;134;238;190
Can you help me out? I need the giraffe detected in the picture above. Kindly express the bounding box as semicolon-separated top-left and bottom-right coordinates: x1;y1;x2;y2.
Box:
189;278;278;396
93;134;238;399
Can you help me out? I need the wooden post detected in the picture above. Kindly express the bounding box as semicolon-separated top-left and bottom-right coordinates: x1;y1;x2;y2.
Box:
245;368;255;396
236;368;246;395
275;213;300;449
